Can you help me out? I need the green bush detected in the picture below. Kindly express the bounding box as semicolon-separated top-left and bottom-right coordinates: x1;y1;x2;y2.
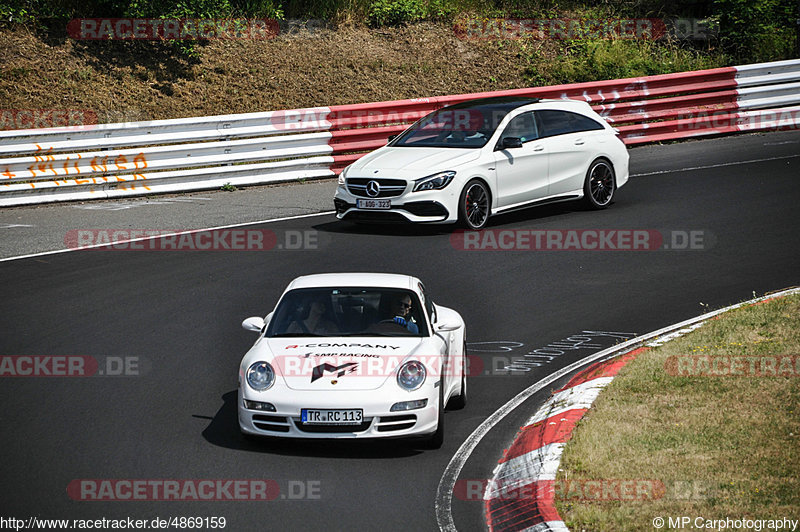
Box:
124;0;232;18
230;0;284;18
368;0;426;26
713;0;797;60
367;0;457;26
0;0;284;20
525;39;730;86
425;0;456;20
282;0;346;19
0;3;36;23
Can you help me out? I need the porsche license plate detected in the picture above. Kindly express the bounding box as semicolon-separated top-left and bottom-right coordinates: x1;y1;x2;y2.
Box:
356;199;390;210
301;408;364;425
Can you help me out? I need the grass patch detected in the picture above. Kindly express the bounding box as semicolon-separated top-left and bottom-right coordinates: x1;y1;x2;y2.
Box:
556;294;800;532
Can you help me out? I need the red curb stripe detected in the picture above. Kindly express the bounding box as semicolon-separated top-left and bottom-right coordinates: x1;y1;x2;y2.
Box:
499;408;587;464
750;296;779;307
487;346;650;531
559;347;648;391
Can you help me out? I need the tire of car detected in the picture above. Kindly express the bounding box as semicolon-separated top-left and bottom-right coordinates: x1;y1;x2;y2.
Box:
448;342;467;410
458;179;491;230
582;158;616;210
423;371;446;449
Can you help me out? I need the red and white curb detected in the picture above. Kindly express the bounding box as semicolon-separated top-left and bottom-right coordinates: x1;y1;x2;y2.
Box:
466;287;800;532
484;348;653;531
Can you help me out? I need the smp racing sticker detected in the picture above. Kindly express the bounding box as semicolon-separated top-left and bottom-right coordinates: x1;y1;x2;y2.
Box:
302;352;381;359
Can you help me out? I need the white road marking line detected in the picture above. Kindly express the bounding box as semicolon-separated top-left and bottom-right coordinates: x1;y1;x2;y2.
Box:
73;205;138;211
631;154;800;177
73;197;214;210
0;211;336;263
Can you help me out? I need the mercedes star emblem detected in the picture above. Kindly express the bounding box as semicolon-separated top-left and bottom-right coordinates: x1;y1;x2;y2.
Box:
366;180;381;197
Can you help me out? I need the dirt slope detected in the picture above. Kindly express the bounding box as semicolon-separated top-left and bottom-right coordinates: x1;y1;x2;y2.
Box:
1;22;536;124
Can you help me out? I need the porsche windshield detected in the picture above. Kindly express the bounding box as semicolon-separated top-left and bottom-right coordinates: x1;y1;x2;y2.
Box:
266;288;428;337
392;99;530;149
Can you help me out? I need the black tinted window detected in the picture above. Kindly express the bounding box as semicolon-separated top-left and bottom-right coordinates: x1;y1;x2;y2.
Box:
266;288;428;337
535;110;605;138
501;112;539;143
393;101;529;149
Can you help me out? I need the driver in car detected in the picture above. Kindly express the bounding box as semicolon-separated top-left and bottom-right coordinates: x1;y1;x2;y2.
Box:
389;294;419;334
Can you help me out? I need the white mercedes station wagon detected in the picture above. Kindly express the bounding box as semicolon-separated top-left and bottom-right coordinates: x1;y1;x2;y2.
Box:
334;96;630;229
238;273;467;448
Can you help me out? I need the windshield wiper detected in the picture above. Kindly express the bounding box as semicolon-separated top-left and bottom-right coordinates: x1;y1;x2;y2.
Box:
269;333;326;337
335;332;415;337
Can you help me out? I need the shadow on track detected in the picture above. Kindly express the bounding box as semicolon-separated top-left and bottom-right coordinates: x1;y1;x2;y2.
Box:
313;201;593;236
312;220;451;237
200;391;424;458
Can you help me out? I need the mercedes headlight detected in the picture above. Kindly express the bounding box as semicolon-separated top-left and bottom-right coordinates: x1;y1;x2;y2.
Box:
397;360;427;391
338;165;351;186
246;362;275;391
413;171;456;192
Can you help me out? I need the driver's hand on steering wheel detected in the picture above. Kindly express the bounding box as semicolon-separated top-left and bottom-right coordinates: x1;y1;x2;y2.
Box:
393;316;408;326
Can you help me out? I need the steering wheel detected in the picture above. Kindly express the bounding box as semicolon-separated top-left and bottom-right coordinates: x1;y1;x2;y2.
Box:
379;317;408;328
449;131;466;143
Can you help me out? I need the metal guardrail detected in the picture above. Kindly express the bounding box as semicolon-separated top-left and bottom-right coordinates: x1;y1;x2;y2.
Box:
1;59;799;206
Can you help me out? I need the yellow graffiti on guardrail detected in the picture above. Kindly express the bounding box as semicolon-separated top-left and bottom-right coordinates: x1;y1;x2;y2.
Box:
4;145;149;185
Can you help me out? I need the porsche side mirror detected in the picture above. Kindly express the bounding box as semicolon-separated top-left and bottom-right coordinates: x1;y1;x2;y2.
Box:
242;316;266;332
437;321;460;332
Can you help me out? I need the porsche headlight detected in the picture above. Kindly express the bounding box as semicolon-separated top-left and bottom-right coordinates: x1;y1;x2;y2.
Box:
397;360;427;391
246;362;275;391
413;171;456;192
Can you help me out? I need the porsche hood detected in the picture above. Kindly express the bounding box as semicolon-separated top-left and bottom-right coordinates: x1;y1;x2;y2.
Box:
250;337;439;391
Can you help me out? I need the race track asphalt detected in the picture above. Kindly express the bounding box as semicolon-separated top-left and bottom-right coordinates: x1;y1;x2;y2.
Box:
0;130;798;531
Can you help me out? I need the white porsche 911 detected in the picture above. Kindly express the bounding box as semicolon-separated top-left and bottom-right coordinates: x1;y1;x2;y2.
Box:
334;96;629;229
238;273;467;448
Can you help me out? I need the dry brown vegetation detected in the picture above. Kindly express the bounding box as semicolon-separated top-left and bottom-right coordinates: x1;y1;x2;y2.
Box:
0;20;728;125
0;23;537;122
